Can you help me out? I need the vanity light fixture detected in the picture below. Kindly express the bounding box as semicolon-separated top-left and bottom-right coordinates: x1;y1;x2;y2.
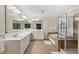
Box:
17;19;25;21
31;19;40;21
22;15;28;19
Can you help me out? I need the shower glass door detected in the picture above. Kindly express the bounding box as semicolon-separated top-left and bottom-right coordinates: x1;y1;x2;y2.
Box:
58;15;67;52
58;14;78;54
66;16;78;54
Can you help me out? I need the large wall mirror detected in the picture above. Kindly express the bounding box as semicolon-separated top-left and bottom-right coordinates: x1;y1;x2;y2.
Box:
6;5;43;33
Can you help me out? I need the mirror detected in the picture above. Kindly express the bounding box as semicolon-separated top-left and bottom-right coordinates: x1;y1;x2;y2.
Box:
6;5;43;33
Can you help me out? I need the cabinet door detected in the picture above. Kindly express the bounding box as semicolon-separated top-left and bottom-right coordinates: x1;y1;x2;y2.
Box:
32;31;39;39
20;35;30;54
37;31;44;39
32;31;44;40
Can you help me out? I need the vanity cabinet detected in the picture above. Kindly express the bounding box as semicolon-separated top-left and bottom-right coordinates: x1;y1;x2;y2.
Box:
4;32;31;54
32;30;44;40
20;34;30;54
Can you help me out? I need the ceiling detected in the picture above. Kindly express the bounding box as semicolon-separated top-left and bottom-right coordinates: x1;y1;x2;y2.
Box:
16;5;78;19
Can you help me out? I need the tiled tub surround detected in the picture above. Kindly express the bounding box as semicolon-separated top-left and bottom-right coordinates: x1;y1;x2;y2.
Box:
3;31;32;54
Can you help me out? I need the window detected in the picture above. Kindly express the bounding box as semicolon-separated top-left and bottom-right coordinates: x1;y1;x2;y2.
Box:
13;23;21;29
58;19;66;36
36;24;41;29
25;24;31;28
62;22;66;35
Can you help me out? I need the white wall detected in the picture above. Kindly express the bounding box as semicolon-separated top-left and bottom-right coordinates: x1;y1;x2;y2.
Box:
43;17;58;32
0;5;5;35
42;17;58;39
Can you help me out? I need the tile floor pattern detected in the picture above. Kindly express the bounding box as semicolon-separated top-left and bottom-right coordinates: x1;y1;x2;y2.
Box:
25;40;57;54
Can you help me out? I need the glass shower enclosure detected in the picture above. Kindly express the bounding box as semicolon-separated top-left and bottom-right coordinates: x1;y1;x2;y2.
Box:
58;14;78;54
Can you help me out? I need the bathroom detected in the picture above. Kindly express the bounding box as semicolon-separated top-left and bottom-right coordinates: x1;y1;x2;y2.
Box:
0;5;79;54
